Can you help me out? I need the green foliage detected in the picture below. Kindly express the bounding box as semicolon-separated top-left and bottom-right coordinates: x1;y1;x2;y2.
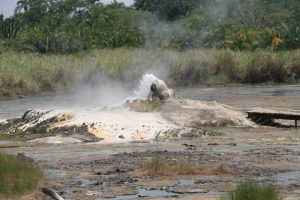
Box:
1;0;299;51
223;27;271;50
80;6;144;48
280;23;300;49
0;152;43;195
0;15;21;39
222;180;282;200
10;0;145;53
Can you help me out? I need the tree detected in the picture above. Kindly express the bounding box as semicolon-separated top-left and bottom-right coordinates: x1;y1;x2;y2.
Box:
14;0;30;14
134;0;200;21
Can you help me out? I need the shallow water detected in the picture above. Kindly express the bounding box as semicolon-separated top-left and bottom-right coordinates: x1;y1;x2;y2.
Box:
100;188;178;200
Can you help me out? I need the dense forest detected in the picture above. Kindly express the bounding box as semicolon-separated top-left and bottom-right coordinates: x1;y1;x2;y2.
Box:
0;0;300;53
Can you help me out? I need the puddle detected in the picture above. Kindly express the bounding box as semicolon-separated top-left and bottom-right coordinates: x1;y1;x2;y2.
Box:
100;188;178;199
100;179;225;199
194;176;238;185
45;169;67;181
75;178;97;187
177;179;195;186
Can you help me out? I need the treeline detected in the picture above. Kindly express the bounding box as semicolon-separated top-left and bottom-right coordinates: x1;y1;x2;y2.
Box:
0;0;300;53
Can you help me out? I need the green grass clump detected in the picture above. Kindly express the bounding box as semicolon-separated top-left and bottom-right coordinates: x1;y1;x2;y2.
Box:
0;152;43;195
222;180;282;200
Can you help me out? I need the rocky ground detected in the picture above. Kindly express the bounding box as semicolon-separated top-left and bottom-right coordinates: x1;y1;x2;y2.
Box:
0;95;300;200
1;124;300;200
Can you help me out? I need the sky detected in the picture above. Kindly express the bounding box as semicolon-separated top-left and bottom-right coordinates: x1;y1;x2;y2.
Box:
0;0;134;17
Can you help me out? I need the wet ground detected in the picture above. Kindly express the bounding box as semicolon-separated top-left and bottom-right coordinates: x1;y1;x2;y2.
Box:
2;127;300;200
0;84;300;200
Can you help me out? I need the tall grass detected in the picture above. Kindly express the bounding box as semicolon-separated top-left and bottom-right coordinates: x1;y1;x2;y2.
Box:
222;180;282;200
0;152;43;195
0;48;300;97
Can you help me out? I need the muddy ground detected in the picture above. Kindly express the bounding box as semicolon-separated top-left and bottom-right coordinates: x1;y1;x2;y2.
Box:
1;84;300;200
1;125;300;200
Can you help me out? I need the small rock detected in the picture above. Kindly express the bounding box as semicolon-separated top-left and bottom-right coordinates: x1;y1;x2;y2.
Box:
208;143;219;146
138;194;148;197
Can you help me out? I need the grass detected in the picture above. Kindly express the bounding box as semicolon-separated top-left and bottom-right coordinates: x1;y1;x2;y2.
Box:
0;152;43;196
137;156;235;176
0;48;300;97
222;180;282;200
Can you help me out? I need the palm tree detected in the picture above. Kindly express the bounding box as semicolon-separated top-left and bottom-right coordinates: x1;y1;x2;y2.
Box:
14;0;30;14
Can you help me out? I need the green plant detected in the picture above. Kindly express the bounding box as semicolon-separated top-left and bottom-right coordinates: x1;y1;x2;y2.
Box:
222;180;282;200
0;15;21;39
0;152;43;195
280;22;300;50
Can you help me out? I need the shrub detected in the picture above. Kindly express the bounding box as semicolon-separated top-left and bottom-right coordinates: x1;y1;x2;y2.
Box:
0;152;43;195
222;180;282;200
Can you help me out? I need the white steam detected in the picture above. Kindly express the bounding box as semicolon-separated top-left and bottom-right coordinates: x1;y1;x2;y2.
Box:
60;73;133;107
59;73;162;107
133;73;159;99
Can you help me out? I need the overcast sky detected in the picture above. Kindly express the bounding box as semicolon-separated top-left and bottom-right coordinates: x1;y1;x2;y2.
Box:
0;0;134;17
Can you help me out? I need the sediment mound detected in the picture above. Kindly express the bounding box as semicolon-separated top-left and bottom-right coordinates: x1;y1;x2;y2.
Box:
163;98;254;127
0;98;253;143
0;109;99;142
127;98;254;127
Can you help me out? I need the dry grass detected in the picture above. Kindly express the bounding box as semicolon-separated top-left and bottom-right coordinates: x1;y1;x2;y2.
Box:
135;156;235;177
1;48;300;97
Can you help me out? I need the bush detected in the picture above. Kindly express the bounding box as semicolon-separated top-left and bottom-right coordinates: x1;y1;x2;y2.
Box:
0;152;43;195
222;180;282;200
